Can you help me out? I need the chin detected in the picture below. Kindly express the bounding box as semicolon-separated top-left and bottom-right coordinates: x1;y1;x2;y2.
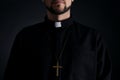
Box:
46;4;71;15
55;8;65;12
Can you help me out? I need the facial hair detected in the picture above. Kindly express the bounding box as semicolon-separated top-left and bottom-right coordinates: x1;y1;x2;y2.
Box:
45;0;71;15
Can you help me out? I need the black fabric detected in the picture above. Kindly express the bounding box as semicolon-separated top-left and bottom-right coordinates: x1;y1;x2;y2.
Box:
3;17;112;80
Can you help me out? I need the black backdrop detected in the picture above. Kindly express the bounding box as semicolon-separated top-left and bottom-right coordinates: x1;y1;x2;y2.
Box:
0;0;120;80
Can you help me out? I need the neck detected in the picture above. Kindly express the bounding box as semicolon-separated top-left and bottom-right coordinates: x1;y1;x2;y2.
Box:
47;10;71;22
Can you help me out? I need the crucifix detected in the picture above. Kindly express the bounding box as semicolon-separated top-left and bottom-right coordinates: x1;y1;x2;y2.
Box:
52;61;63;77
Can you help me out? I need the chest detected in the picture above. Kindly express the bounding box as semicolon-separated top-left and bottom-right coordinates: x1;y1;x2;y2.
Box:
25;29;97;79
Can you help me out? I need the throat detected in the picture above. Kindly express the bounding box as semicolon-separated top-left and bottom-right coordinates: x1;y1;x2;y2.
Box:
47;10;71;21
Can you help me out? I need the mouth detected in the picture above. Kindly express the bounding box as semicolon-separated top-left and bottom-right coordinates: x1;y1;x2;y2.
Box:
52;0;65;4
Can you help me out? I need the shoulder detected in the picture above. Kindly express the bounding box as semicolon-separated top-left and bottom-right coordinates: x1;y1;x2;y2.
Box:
73;21;105;45
17;22;45;35
73;21;99;37
21;22;45;33
73;21;108;49
14;22;46;40
75;21;106;46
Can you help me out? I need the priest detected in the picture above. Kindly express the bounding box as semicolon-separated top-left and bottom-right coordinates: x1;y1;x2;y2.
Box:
3;0;112;80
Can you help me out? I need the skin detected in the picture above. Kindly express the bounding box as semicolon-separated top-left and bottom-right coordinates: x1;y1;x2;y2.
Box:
43;0;74;21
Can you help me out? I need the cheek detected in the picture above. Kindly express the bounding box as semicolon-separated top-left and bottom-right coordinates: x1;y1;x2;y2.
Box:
44;0;51;7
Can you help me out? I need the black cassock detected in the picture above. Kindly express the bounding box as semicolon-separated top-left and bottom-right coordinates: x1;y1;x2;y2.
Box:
4;17;112;80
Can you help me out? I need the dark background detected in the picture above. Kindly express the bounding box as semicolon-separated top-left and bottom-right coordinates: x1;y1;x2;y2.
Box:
0;0;120;80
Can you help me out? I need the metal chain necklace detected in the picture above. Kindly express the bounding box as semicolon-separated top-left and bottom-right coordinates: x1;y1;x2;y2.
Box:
52;25;72;79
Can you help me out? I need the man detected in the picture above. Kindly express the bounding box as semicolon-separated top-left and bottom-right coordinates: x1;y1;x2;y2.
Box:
4;0;112;80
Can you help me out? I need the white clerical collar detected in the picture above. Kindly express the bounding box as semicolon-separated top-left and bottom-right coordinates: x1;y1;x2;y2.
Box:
55;22;62;28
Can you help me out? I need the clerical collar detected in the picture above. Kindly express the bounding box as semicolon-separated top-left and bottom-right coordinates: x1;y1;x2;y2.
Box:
55;22;62;28
44;16;74;29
